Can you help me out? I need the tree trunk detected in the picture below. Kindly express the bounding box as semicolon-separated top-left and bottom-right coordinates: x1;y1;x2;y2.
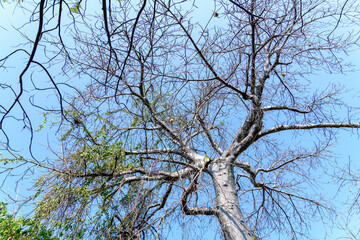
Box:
211;160;253;240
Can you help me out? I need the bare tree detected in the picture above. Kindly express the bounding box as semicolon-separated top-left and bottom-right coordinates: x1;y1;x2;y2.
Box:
1;0;360;239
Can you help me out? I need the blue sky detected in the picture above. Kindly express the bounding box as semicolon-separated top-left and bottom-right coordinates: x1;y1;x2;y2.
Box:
1;1;360;239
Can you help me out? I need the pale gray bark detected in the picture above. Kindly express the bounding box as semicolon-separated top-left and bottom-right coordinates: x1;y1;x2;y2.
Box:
211;160;253;240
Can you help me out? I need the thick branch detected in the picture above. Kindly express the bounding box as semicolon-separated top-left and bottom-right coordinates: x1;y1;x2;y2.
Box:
181;159;215;215
258;122;360;139
124;148;182;156
262;105;311;114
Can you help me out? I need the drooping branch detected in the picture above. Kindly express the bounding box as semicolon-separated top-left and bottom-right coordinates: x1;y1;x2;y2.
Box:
181;159;216;216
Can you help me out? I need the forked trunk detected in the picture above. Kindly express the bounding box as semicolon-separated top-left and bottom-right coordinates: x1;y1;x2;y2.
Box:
211;161;253;240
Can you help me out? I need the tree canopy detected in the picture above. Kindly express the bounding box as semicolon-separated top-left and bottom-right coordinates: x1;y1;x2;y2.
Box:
1;0;360;239
0;202;57;240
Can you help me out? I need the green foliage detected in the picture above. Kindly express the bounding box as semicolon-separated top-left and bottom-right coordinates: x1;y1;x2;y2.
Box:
32;136;151;238
31;94;179;238
0;157;21;165
34;141;130;213
72;141;136;174
35;112;49;133
0;202;57;240
0;0;19;4
70;1;81;13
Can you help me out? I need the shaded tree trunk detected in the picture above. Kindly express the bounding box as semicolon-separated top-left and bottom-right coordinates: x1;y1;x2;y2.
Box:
211;160;253;240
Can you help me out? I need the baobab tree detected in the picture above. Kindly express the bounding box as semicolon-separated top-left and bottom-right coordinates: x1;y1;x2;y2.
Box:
1;0;360;239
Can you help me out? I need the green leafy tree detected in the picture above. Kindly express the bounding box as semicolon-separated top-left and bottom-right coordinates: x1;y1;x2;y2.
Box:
0;202;57;240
